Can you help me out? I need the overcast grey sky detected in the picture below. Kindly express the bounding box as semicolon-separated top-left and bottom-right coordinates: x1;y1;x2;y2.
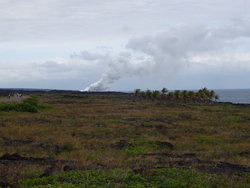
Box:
0;0;250;90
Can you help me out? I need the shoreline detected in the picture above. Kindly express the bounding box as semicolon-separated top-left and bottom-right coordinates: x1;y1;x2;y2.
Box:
0;88;250;105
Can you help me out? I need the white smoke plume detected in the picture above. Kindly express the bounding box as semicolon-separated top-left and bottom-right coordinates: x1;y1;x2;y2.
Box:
82;51;154;91
82;19;250;91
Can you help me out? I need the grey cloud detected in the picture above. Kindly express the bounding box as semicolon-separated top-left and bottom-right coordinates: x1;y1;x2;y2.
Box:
38;61;72;74
83;19;250;91
0;0;248;43
1;1;250;90
70;51;107;61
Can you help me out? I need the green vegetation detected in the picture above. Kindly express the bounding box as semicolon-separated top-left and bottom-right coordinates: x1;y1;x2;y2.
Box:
123;140;173;155
0;95;47;113
0;91;249;187
134;87;218;102
194;136;223;145
20;168;250;188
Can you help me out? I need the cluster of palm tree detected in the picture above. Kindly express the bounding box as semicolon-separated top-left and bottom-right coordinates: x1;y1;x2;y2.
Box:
134;88;219;102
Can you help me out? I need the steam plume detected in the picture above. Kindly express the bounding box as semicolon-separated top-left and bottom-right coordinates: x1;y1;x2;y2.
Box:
82;51;153;91
83;20;250;91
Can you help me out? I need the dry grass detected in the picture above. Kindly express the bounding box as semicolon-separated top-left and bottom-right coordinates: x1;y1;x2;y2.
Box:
0;92;249;185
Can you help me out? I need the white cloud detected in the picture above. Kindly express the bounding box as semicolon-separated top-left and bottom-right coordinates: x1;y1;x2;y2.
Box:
1;0;250;90
190;51;250;72
0;0;249;43
2;19;250;90
84;19;250;90
0;55;102;84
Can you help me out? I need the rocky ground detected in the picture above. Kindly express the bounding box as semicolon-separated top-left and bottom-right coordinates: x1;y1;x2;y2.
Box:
0;89;249;187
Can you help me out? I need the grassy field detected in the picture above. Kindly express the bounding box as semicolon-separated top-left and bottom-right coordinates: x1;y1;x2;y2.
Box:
0;92;249;187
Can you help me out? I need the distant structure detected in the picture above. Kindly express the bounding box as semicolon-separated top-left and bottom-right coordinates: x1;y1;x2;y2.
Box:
16;93;22;98
13;92;23;98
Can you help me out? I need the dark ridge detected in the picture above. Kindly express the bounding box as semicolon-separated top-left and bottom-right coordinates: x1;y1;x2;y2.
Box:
139;153;196;158
1;88;250;106
0;88;131;95
216;101;250;107
0;153;80;165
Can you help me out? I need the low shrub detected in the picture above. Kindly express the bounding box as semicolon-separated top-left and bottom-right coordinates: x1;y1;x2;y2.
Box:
61;142;74;152
19;168;250;187
0;96;43;113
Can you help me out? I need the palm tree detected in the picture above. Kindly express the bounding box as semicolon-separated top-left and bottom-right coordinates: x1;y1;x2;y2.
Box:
145;89;153;99
195;92;201;101
209;90;215;100
174;90;181;100
140;91;146;98
152;90;161;99
168;92;174;100
161;88;168;94
215;94;219;101
134;89;141;96
182;90;188;99
201;87;210;98
198;91;206;100
161;88;168;99
188;91;196;101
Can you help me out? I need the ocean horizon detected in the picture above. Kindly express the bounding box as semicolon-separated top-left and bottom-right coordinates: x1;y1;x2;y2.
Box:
214;89;250;104
1;88;250;104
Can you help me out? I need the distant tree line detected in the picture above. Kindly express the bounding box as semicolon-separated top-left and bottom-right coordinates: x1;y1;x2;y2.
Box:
134;88;219;103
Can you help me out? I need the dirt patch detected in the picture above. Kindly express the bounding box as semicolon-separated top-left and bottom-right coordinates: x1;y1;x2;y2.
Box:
111;140;132;150
48;100;77;104
140;152;196;158
140;124;165;129
239;151;250;157
156;141;174;150
1;137;33;146
0;181;11;188
0;153;79;166
197;161;250;174
139;152;250;175
147;118;172;124
122;117;140;121
35;142;63;154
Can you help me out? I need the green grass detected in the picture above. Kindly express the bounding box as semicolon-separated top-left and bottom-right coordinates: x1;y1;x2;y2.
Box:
123;140;172;155
20;168;250;188
0;95;50;113
194;136;223;145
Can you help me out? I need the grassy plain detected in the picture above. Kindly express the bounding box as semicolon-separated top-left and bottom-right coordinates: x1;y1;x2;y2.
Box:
0;91;249;187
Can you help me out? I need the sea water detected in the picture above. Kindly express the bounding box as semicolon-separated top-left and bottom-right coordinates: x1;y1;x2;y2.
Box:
215;89;250;104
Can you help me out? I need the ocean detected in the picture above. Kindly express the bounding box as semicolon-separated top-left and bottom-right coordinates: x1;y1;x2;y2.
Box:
215;89;250;104
1;88;250;104
128;89;250;104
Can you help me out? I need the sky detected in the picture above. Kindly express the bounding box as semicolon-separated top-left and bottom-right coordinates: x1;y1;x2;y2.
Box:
0;0;250;91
